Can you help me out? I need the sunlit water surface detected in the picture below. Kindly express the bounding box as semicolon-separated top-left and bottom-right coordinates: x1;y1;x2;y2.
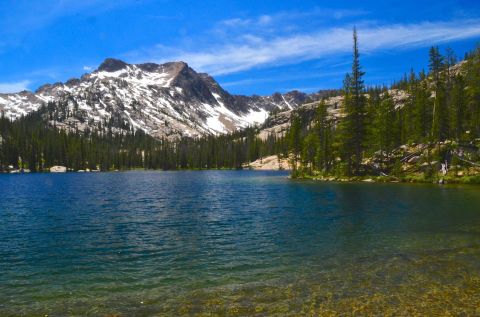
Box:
1;171;480;316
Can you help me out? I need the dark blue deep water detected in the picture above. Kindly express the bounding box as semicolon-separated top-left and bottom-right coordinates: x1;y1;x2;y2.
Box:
1;171;480;316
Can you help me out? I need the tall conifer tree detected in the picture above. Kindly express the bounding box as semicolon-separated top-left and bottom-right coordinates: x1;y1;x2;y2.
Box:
339;27;366;175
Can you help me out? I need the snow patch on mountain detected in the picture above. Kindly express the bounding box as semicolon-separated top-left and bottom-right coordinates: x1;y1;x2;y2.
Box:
0;59;318;139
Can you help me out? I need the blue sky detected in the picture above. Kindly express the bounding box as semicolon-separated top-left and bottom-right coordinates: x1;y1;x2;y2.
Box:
1;0;480;95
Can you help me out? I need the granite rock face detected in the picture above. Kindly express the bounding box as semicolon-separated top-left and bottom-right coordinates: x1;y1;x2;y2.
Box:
0;59;317;139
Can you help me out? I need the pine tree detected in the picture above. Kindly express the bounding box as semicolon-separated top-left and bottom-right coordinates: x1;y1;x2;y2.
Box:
450;75;466;139
338;27;367;175
465;46;480;138
413;70;432;141
374;92;396;169
302;133;319;174
314;100;332;172
287;115;302;172
429;46;449;141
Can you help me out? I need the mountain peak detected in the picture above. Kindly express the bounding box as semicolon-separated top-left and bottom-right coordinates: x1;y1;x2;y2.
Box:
1;58;310;139
136;61;188;73
97;58;129;72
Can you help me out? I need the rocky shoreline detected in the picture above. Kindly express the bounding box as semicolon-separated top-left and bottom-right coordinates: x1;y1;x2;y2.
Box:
243;155;290;171
293;172;480;185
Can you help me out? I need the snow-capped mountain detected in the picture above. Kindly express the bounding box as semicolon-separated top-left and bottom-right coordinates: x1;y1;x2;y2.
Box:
0;58;311;139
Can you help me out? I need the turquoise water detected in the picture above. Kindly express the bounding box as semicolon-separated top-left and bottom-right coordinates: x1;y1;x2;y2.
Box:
1;171;480;316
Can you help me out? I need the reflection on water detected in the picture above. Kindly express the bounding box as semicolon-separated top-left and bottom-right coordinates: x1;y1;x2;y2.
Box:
1;171;480;316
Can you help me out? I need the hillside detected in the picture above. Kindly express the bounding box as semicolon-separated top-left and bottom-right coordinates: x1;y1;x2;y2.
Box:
1;42;480;181
273;44;480;183
0;59;318;139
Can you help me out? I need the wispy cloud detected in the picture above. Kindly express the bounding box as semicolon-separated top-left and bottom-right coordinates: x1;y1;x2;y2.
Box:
217;8;368;30
0;80;31;93
126;19;480;76
221;70;347;88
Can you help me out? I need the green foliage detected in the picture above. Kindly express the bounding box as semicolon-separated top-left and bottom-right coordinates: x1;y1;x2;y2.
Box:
337;27;367;175
283;34;480;181
0;108;284;172
313;101;334;173
302;133;319;174
2;32;480;182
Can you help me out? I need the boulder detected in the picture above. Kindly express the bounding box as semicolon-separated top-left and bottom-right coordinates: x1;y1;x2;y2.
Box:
244;155;290;170
50;166;67;173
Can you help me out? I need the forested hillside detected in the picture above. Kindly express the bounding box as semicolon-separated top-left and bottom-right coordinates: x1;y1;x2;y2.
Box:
0;105;284;172
285;29;480;183
1;29;480;183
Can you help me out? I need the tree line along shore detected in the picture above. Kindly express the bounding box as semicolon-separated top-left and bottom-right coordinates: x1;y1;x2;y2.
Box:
1;29;480;184
284;29;480;184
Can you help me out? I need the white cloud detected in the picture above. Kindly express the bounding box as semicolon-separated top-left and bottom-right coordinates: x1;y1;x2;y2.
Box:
83;66;93;71
216;8;367;30
221;70;347;87
258;15;273;25
0;80;31;93
129;19;480;76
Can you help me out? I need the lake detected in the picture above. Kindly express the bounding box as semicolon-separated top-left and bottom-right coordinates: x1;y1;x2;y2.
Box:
1;171;480;316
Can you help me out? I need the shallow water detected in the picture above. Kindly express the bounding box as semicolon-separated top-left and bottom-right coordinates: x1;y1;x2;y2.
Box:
1;171;480;316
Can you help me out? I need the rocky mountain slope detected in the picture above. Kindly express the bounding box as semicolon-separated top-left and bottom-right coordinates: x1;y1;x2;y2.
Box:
257;62;468;140
0;59;315;139
258;89;411;140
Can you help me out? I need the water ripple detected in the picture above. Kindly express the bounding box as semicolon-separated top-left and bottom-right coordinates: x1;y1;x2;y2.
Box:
1;171;480;315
